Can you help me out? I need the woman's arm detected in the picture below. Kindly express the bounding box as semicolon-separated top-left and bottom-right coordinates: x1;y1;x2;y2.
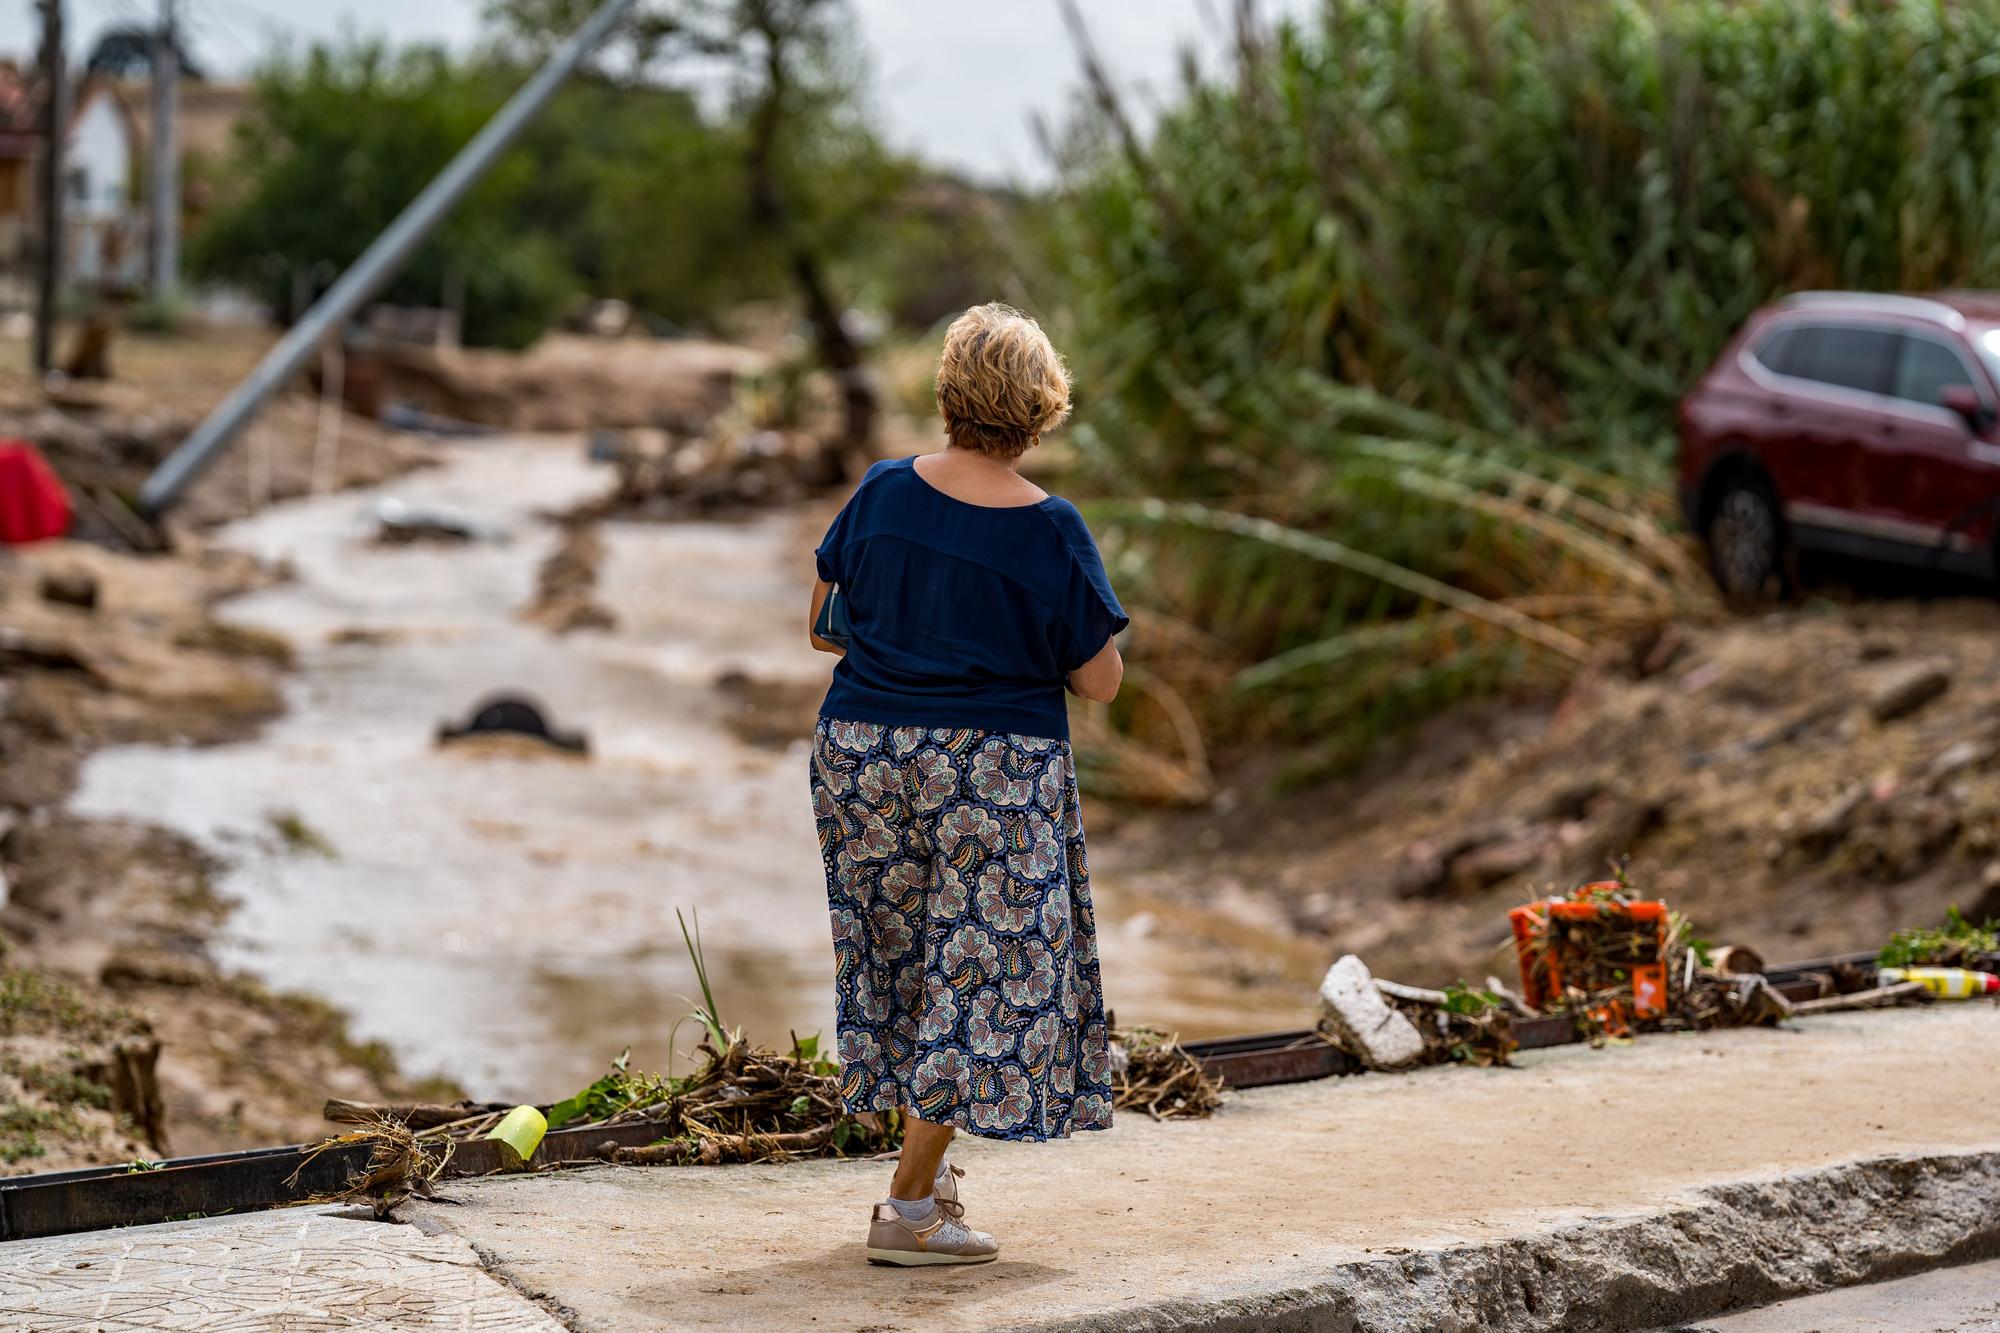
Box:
1067;636;1123;702
808;580;846;656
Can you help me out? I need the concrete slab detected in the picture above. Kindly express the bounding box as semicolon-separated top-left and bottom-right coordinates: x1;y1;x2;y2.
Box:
1682;1257;2000;1331
404;1003;2000;1331
0;1207;564;1331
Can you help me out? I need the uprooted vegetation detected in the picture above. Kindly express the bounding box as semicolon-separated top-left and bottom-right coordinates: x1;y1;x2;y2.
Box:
311;914;1224;1208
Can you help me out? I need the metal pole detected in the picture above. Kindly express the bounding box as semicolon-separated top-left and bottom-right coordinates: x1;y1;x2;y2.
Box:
150;0;179;303
138;0;640;517
33;0;65;376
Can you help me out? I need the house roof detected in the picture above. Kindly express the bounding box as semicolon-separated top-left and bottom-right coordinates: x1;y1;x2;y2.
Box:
120;80;253;163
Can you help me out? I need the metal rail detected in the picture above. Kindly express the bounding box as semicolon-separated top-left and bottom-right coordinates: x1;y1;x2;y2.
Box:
7;951;1983;1244
135;0;640;518
0;1117;673;1243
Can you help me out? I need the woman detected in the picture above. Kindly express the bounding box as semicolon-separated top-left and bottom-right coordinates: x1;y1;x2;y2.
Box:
808;303;1126;1267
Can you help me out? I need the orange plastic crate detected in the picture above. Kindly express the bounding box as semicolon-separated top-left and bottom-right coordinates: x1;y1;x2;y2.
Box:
1510;884;1669;1021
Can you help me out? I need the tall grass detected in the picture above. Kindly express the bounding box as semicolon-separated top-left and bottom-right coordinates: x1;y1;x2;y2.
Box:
1044;0;2000;783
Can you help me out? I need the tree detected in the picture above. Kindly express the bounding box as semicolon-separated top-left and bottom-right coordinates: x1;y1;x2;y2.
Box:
490;0;891;457
188;42;574;349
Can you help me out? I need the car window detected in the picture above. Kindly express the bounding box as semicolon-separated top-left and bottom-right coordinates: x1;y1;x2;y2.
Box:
1791;325;1897;395
1892;334;1981;407
1751;326;1807;377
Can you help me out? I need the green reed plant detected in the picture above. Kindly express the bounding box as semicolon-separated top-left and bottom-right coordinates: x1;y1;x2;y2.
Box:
1044;0;2000;782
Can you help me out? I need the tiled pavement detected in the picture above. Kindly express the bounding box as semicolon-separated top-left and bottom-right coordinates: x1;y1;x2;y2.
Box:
0;1208;563;1331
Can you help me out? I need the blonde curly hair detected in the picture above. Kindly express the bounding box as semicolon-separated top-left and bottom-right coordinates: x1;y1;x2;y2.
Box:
934;303;1073;458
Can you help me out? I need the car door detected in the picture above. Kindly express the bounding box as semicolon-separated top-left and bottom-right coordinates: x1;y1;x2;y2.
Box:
1736;321;1863;518
1754;321;1899;533
1877;330;2000;562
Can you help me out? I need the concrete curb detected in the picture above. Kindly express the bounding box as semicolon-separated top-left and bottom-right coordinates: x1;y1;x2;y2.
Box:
1008;1150;2000;1333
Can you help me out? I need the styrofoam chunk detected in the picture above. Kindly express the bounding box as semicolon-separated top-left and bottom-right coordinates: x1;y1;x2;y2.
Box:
1319;954;1426;1070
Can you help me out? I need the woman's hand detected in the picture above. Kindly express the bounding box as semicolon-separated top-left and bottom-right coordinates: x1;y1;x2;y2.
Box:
808;580;846;656
1067;637;1123;702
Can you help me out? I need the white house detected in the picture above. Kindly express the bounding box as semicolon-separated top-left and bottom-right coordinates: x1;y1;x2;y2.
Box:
65;79;144;289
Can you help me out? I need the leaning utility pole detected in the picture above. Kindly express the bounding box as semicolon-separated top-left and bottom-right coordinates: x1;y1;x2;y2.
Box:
33;0;65;375
150;0;179;302
137;0;641;518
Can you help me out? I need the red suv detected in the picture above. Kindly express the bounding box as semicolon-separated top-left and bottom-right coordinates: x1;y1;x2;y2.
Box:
1678;291;2000;597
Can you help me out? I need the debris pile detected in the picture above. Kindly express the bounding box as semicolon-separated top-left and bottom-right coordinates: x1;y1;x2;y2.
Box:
1108;1026;1226;1120
1381;982;1519;1067
369;497;504;546
325;911;1229;1193
292;1118;451;1217
520;523;616;635
575;363;860;519
1310;877;1896;1074
344;333;759;434
1509;881;1670;1032
591;421;850;517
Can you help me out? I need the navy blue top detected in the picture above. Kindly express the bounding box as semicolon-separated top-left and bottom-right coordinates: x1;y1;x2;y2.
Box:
815;456;1128;742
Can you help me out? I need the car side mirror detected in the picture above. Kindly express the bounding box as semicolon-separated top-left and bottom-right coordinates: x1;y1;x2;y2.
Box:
1940;384;1988;431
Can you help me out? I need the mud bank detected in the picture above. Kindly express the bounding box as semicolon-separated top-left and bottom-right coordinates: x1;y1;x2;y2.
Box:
1103;598;2000;990
1;505;451;1172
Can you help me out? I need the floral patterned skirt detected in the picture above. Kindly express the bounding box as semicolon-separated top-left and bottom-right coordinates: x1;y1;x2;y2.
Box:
811;718;1113;1142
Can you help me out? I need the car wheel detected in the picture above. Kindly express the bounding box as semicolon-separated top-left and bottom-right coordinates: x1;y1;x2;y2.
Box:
1706;478;1785;601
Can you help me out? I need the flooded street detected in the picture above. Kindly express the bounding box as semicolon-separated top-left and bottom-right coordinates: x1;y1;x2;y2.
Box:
74;437;1312;1102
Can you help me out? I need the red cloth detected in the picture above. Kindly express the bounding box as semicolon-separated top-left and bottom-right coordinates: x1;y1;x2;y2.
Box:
0;440;72;545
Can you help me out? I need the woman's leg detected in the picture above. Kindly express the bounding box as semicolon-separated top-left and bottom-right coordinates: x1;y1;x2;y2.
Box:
888;1114;954;1200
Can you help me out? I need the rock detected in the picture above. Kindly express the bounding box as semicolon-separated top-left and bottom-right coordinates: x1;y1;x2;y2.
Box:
1927;740;1994;784
1558;797;1669;883
1840;796;1961;884
1796;786;1866;852
100;949;216;991
38;568;99;611
1866;661;1951;722
1388;843;1450;899
1317;955;1426;1070
1537;776;1608;823
1448;832;1546;894
1969;864;2000;927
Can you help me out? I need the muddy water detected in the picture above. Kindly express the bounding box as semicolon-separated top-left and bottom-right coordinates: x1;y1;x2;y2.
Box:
75;437;1313;1101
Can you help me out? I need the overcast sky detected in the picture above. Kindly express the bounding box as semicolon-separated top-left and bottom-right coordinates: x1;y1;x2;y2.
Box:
0;0;1314;183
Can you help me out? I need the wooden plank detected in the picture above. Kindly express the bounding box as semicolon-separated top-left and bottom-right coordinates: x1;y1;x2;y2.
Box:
1790;981;1927;1015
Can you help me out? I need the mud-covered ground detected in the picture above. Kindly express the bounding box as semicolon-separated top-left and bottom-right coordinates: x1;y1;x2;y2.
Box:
1101;595;2000;990
0;535;464;1171
0;330;458;1173
0;322;835;1173
0;325;430;536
